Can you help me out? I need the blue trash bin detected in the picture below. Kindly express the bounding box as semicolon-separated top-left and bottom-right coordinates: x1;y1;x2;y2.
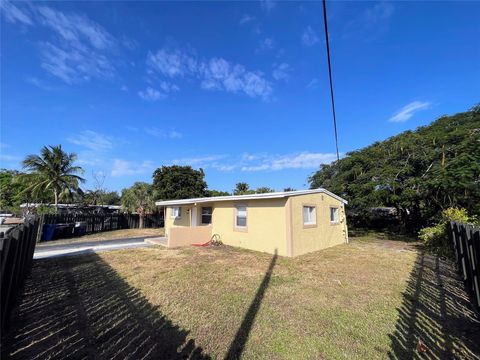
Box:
42;224;56;241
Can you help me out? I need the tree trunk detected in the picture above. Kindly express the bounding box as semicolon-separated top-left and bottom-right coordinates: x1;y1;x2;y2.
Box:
54;189;58;213
139;211;145;229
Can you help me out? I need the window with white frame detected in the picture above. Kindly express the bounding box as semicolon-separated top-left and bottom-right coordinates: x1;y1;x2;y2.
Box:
303;206;316;225
201;207;212;224
171;206;181;219
235;206;247;228
330;207;339;223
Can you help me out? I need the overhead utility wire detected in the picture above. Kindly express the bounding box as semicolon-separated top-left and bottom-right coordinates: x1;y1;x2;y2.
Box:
322;0;340;162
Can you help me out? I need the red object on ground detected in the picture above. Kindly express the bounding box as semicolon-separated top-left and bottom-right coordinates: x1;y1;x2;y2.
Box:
192;239;212;247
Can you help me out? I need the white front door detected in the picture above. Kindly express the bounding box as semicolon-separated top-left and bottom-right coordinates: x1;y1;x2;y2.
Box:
191;207;197;227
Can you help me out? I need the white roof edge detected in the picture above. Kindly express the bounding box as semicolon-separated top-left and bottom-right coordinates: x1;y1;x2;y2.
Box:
155;188;348;206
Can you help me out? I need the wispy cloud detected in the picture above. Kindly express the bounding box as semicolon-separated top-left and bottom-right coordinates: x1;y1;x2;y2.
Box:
301;26;319;46
239;14;255;25
67;130;113;151
307;78;319;89
258;37;275;52
3;3;119;84
111;159;154;177
144;127;183;139
272;63;291;81
241;152;337;171
389;101;431;122
146;47;273;101
138;87;165;102
0;154;22;162
260;0;276;12
0;0;33;25
344;2;394;41
165;151;337;173
120;85;128;92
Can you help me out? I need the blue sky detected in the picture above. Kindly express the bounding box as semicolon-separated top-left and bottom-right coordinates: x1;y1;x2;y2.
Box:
1;1;479;193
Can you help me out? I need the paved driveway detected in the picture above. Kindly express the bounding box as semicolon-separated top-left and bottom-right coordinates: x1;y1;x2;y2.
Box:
34;237;163;259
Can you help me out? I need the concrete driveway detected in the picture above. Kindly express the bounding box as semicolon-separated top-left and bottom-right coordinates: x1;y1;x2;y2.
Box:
34;237;164;259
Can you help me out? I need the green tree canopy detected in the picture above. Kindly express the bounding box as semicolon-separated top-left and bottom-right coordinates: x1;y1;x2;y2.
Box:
153;165;208;200
22;145;85;210
309;106;480;231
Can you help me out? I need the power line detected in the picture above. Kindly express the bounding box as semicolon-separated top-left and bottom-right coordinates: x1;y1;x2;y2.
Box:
322;0;340;162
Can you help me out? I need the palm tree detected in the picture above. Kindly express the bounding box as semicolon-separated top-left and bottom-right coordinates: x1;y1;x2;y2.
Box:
121;182;156;228
22;145;85;211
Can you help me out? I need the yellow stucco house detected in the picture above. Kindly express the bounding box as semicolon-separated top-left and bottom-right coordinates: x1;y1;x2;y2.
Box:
155;188;348;257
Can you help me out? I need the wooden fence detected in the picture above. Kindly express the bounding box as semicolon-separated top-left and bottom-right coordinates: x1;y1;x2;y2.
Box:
0;218;40;333
40;213;164;241
448;221;480;309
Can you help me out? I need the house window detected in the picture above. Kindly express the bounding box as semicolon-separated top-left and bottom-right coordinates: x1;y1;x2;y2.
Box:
171;207;181;219
235;206;247;228
330;207;339;223
303;206;316;225
201;207;212;224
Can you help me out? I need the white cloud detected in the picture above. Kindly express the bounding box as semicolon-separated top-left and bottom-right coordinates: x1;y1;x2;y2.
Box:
302;26;319;46
258;37;275;51
272;63;291;81
138;87;165;102
111;159;154;177
201;58;273;100
260;0;276;12
147;48;197;78
241;152;337;171
120;85;128;91
389;101;431;122
146;47;273;101
164;151;337;173
67;130;113;151
144;128;183;139
239;14;255;25
3;3;118;84
0;0;33;25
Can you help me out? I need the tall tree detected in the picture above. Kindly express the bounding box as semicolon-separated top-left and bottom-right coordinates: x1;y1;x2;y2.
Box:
121;182;156;228
22;145;85;211
234;182;254;195
153;165;208;200
308;106;480;232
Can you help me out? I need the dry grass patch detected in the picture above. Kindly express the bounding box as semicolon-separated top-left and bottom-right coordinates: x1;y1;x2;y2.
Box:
5;235;480;359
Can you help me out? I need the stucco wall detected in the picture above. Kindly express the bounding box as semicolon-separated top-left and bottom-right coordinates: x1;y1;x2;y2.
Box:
289;193;348;257
169;226;212;247
211;199;288;256
164;206;191;237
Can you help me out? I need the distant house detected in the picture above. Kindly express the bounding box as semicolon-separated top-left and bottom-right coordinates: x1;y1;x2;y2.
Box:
155;188;348;257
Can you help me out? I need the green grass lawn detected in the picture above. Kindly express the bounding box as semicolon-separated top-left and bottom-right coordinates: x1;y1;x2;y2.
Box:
4;235;479;359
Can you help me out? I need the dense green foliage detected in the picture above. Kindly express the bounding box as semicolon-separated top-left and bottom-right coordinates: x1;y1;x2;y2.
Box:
207;190;231;197
419;207;478;256
309;106;480;231
22;145;85;209
153;165;208;200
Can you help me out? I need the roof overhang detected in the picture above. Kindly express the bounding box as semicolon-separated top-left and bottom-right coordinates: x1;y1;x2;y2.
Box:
155;188;348;206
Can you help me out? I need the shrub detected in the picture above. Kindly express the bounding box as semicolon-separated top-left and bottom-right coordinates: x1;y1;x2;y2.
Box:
418;207;477;257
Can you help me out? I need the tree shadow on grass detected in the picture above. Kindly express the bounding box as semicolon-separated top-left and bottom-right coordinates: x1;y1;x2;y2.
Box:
2;253;210;359
388;251;480;359
224;250;277;360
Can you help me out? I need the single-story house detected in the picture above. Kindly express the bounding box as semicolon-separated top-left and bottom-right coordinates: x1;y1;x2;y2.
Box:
155;188;348;257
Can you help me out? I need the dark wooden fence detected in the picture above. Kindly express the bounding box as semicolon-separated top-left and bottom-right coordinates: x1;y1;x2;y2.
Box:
0;218;40;333
448;221;480;309
40;213;164;241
